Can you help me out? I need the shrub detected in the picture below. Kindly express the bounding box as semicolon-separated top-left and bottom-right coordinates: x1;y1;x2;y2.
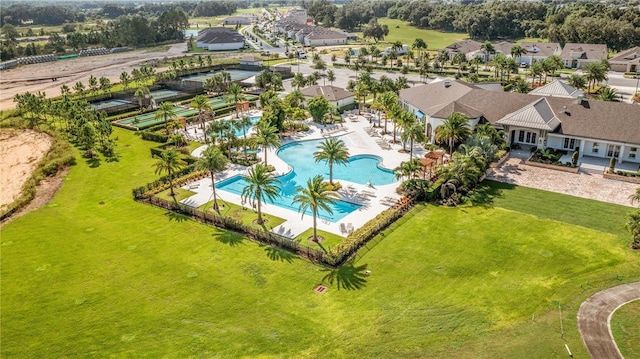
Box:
140;131;169;143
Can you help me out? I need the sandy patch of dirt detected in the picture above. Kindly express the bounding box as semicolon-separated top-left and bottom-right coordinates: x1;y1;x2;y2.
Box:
0;129;52;210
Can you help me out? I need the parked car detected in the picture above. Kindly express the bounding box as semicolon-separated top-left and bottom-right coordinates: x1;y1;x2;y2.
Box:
520;62;528;68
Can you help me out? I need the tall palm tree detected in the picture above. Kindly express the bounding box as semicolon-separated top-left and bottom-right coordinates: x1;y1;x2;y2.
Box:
225;83;246;118
120;71;131;90
326;69;336;85
627;211;640;249
402;120;426;160
195;146;228;212
191;94;213;133
480;41;494;63
155;101;177;135
292;175;339;244
374;91;398;134
236;115;253;158
584;61;607;92
452;52;467;75
353;82;369;115
154;149;184;198
251;121;281;166
283;89;305;108
313;137;350;185
435;112;471;154
412;38;427;60
134;85;150;112
241;164;281;225
394;159;422;181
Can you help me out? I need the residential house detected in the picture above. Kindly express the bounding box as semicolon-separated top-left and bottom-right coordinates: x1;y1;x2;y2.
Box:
196;28;245;51
518;42;562;66
443;40;513;62
560;43;608;69
609;46;640;73
300;85;355;109
399;79;640;165
301;28;348;46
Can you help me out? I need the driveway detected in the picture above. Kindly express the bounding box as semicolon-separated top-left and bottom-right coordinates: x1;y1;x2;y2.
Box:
578;282;640;359
488;156;638;207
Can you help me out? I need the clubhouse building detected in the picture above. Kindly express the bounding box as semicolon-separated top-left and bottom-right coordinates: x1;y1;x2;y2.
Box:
399;80;640;166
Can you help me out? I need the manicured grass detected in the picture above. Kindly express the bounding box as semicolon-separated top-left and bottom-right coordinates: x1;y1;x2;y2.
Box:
156;188;196;202
294;227;344;252
197;199;287;230
479;181;632;238
1;127;639;357
611;299;640;359
356;18;468;50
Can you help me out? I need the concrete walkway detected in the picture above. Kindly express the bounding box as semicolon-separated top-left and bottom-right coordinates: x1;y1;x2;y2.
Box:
577;282;640;359
488;156;638;207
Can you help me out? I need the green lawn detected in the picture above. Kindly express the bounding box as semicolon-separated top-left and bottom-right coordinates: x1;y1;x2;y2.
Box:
197;199;287;230
356;18;468;50
611;300;640;359
1;128;639;357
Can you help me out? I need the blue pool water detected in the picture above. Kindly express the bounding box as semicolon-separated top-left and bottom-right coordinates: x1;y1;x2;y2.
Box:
277;137;396;186
216;136;397;222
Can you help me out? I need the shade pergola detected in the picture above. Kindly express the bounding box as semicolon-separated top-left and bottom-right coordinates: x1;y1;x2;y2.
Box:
425;150;447;165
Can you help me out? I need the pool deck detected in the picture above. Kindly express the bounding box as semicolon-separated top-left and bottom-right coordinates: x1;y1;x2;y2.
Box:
182;110;426;240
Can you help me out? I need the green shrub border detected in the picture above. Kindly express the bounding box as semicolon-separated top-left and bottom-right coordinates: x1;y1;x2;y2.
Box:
0;129;76;220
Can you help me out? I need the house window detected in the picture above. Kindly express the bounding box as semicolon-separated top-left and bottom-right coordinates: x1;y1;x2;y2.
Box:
518;131;525;142
563;138;576;150
629;147;637;159
592;142;599;153
517;130;537;144
607;144;621;158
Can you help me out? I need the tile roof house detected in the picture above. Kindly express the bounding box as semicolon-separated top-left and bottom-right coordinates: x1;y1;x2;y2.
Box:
528;79;584;99
609;46;640;73
196;28;245;51
300;85;354;109
560;43;608;69
518;42;562;66
400;79;640;165
443;40;483;61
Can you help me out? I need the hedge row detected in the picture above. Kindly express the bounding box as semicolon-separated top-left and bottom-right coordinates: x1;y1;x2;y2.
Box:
141;131;169;143
131;164;199;199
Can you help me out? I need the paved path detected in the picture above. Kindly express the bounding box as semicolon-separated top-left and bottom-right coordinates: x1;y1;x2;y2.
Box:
577;282;640;359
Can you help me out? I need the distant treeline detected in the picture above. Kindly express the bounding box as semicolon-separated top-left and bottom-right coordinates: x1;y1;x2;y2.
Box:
301;0;640;51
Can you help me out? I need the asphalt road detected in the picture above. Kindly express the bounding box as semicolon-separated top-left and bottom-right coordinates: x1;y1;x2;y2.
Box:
577;281;640;359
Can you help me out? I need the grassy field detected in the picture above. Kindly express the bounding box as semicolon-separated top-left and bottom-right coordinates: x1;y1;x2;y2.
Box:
356;18;468;50
611;300;640;359
1;128;639;357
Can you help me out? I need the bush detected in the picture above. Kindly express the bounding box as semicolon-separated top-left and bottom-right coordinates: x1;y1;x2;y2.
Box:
140;131;169;143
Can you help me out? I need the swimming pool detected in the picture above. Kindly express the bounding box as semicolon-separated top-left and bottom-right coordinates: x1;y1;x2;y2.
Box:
277;137;397;186
217;172;361;222
216;136;397;222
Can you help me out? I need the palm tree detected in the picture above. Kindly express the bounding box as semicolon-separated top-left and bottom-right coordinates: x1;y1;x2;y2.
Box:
353;82;369;115
326;69;336;85
120;71;131;90
528;61;544;86
510;45;527;64
226;83;246;118
292;72;306;89
394;159;422;181
545;55;564;78
313;137;350;185
435;112;472;154
292;175;339;244
597;87;620;102
241;164;281;225
480;41;494;63
567;74;587;90
374;91;398;134
284;89;305;108
402;120;426;160
155;101;176;135
134;85;150;112
629;188;640;207
196;146;228;212
514;79;531;93
452;52;467;75
584;61;607;92
191;94;213;134
626;211;640;249
251;121;281;166
236;115;253;158
412;38;427;60
154;149;184;198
